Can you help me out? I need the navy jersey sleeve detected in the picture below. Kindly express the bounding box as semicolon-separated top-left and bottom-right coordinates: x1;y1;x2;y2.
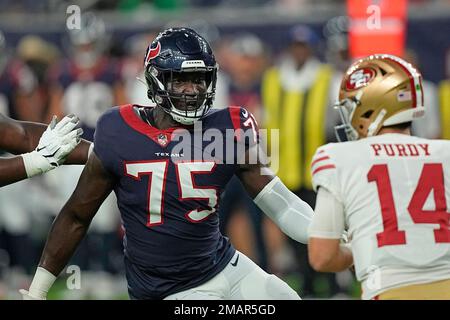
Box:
227;106;260;150
93;107;119;175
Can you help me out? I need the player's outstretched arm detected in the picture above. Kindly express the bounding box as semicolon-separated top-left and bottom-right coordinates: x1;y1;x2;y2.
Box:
0;114;85;187
238;146;314;244
20;152;115;300
0;113;91;165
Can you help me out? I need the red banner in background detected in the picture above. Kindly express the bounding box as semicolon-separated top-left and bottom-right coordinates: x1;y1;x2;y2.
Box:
347;0;408;59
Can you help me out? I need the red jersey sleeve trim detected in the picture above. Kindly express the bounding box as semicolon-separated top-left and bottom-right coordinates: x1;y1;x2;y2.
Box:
228;106;242;141
312;164;336;176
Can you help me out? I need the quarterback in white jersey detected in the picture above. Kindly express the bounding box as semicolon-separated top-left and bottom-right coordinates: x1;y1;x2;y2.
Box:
307;54;450;300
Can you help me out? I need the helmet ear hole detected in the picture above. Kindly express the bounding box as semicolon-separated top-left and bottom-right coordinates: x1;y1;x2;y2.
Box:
362;110;374;118
379;67;387;76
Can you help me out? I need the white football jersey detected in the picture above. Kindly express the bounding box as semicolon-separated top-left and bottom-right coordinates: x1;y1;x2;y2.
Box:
311;133;450;299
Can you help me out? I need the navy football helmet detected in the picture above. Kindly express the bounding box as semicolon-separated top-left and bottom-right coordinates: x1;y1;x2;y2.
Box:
144;27;218;125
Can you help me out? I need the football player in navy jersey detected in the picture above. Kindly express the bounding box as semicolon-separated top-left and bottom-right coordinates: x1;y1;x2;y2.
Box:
0;113;90;187
22;28;314;300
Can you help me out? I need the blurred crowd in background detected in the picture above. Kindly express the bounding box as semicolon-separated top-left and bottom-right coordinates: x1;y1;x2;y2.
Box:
0;0;449;299
1;0;450;12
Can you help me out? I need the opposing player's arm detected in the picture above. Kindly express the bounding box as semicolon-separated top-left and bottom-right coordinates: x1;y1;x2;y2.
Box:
0;113;45;154
21;152;115;299
0;156;28;187
308;187;353;272
238;145;314;244
231;106;313;244
0;114;89;187
0;113;91;164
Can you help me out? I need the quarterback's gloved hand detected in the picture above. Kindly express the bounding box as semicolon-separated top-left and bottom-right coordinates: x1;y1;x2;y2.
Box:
21;114;83;177
19;289;46;300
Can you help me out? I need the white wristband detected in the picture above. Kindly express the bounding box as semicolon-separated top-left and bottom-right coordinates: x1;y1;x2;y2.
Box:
28;267;57;300
21;151;53;178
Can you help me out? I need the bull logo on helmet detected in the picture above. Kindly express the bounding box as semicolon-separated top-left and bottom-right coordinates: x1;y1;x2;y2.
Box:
144;42;161;67
346;68;376;90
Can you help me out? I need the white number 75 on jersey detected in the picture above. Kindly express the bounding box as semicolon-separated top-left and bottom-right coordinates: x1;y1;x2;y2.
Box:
125;161;218;226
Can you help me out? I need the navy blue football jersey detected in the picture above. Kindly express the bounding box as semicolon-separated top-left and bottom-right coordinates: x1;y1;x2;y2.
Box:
94;104;259;299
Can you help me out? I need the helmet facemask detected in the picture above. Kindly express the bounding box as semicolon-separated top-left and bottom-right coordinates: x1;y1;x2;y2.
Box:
334;91;362;142
146;63;217;125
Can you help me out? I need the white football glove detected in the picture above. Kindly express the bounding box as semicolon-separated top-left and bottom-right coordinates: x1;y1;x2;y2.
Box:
21;114;83;177
19;289;46;300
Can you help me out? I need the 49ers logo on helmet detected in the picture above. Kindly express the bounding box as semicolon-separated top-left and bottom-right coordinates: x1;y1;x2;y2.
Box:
346;68;376;90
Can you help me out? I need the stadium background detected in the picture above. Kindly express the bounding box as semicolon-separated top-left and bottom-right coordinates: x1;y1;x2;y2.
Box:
0;0;449;299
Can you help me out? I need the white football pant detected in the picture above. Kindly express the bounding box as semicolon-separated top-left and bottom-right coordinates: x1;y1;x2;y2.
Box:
164;250;301;300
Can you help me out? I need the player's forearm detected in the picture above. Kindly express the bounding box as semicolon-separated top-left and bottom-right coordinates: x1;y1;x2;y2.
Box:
39;159;112;275
21;208;90;300
25;153;112;300
21;121;52;153
39;207;92;276
309;244;353;273
0;120;46;154
0;156;28;187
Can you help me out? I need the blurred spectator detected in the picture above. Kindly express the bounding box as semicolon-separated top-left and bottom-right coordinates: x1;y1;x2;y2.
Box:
324;16;351;73
404;49;442;139
47;11;126;140
217;33;281;272
225;33;269;120
0;30;39;122
121;32;157;106
16;35;61;123
212;34;234;109
261;24;341;297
